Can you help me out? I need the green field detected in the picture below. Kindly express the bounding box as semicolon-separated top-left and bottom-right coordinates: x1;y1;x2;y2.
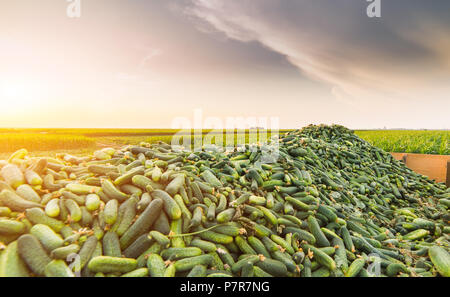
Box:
0;128;448;158
0;129;290;158
355;130;449;155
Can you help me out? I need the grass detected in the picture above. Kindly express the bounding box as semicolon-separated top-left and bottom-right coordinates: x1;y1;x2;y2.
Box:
0;133;96;153
0;128;292;137
0;130;288;158
355;130;449;155
0;128;448;158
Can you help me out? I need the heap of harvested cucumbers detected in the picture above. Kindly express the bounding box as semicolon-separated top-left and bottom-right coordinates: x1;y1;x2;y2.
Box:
0;125;449;277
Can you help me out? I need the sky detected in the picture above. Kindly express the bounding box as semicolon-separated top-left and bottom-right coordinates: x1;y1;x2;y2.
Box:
0;0;449;129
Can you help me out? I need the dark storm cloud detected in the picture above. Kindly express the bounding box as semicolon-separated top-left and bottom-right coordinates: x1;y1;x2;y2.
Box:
185;0;450;105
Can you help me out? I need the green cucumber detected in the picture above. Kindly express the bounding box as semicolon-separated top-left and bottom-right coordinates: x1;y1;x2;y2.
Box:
164;263;176;277
88;256;137;274
112;196;138;236
285;196;314;211
428;246;450;277
119;198;163;249
345;258;365;277
302;257;312;277
189;206;203;229
207;203;216;221
137;192;152;212
151;166;162;182
1;164;25;189
256;206;278;227
249;195;266;206
102;231;122;258
85;194;101;211
30;224;64;252
45;198;60;218
256;257;288;277
241;262;254;277
132;174;164;191
174;254;214;272
270;234;294;255
317;205;338;223
197;228;234;245
302;244;336;271
147;253;166;277
136;242;161;268
235;236;257;255
65;183;101;195
0;219;26;235
24;170;43;186
120;184;142;196
216;194;227;213
165;175;185;196
114;166;145;186
307;215;330;247
402;229;429;241
152;211;171;235
253;265;273;277
88;164;118;175
248;236;271;259
16;184;41;203
231;255;260;274
151;190;182;220
190;239;217;253
101;179;129;202
103;199;119;225
386;263;409;277
340;226;355;252
161;247;203;260
62;191;85;206
84;241;103;277
283;227;316;245
77;235;99;271
252;224;273;238
149;230;170;248
0;189;43;212
64;199;82;222
85;209;100;231
121;267;149;277
200;170;222;188
174;194;192;220
0;241;30;277
319;246;336;256
312;266;330;277
44;260;75;277
170;218;185;248
17;234;52;276
25;208;65;232
213;224;241;237
216;208;236;224
261;237;280;253
0;207;11;217
271;251;297;272
332;237;348;272
187;265;207;277
50;244;80;260
262;180;285;191
123;233;153;259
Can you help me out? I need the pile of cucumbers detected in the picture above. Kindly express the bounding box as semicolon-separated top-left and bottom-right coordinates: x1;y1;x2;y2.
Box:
0;124;449;277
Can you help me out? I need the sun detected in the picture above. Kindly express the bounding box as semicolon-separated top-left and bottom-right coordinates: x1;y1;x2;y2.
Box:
0;80;39;111
1;82;26;97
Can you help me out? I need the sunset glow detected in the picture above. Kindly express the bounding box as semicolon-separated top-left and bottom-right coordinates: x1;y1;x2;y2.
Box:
0;1;449;129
